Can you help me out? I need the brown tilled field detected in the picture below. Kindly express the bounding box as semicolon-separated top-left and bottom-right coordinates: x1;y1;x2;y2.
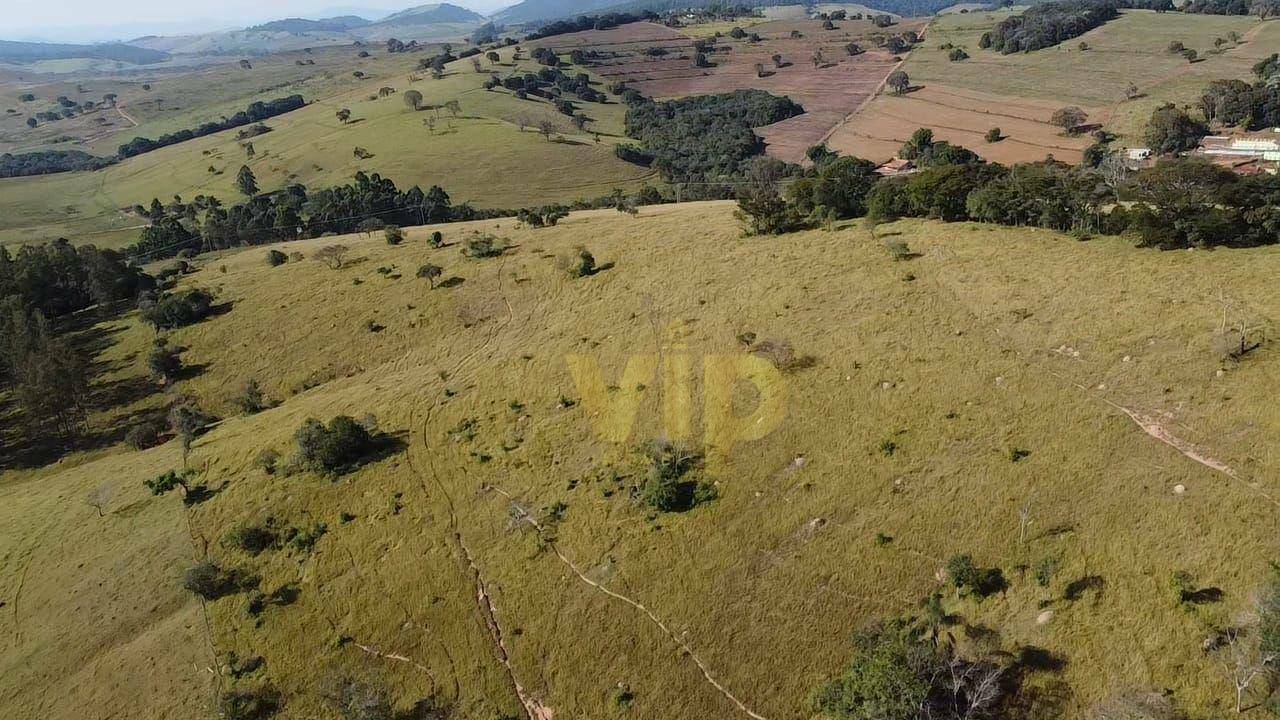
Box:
827;84;1102;164
535;19;928;164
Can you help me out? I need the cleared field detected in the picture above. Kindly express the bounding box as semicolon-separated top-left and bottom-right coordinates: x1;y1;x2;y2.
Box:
0;44;406;157
829;84;1097;164
3;202;1279;719
827;10;1273;163
538;19;926;163
0;47;656;248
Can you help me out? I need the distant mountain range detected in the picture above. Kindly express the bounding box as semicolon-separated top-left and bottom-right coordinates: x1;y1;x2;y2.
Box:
123;4;488;56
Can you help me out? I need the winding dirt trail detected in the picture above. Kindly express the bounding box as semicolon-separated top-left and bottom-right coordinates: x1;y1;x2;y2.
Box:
488;485;772;720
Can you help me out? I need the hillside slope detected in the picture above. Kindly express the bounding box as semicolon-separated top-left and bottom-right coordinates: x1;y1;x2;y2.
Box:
4;203;1278;719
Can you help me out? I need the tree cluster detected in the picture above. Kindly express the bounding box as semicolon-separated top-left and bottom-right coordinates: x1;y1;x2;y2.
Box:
117;95;305;159
128;172;486;260
0;149;115;178
980;0;1121;53
621;89;804;194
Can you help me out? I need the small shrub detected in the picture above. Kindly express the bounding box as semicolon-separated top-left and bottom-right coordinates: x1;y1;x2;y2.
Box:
125;419;165;450
254;448;280;474
183;560;252;600
562;246;596;278
283;522;328;553
266;249;287;267
946;554;1006;598
140;289;214;330
1034;555;1059;588
429;231;444;248
638;441;715;512
461;234;505;259
294;415;378;475
232;378;269;415
219;686;283;720
885;240;916;262
384;225;404;245
224;523;277;555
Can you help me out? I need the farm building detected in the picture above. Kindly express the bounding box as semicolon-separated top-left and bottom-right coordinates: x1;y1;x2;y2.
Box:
1198;132;1280;161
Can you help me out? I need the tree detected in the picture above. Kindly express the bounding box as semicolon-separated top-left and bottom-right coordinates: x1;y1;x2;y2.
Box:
235;165;258;196
25;117;36;129
85;485;110;517
537;120;557;140
846;42;863;56
147;337;182;383
1051;106;1088;134
384;225;404;245
417;264;443;287
887;70;909;95
900;128;934;160
168;399;208;468
336;108;351;123
314;245;349;270
772;53;784;68
985;127;1002;143
444;100;461;118
1145;104;1208;154
487;51;500;65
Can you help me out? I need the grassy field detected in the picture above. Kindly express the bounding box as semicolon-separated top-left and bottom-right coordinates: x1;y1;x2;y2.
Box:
0;47;656;248
3;202;1278;719
831;10;1275;161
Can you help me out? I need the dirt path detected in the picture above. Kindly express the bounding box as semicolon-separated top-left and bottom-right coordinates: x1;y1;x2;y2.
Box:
815;18;935;152
488;485;772;720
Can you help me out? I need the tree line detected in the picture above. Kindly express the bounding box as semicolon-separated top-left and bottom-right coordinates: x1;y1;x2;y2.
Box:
128;170;498;260
740;130;1280;250
116;95;306;159
0;240;153;445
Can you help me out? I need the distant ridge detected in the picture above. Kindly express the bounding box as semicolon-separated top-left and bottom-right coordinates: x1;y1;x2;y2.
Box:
374;3;487;25
0;39;169;65
247;16;372;33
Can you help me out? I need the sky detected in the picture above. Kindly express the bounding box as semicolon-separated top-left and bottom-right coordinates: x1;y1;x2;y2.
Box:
3;0;511;43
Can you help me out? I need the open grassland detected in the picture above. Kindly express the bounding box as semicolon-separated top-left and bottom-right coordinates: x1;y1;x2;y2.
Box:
0;47;656;248
536;19;926;163
831;10;1273;162
0;44;405;156
3;203;1279;719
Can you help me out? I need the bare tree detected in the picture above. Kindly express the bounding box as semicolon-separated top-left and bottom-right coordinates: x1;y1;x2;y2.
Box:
85;485;111;517
537;119;557;141
1216;628;1276;713
1018;492;1035;547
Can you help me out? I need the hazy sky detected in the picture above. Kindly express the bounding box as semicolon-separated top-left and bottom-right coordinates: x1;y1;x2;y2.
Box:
3;0;511;42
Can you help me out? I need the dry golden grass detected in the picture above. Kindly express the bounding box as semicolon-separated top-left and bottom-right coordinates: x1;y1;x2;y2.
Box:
3;203;1279;719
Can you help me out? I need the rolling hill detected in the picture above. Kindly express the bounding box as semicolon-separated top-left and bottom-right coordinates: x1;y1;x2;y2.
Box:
373;2;487;25
3;202;1279;719
0;39;170;65
247;16;374;33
